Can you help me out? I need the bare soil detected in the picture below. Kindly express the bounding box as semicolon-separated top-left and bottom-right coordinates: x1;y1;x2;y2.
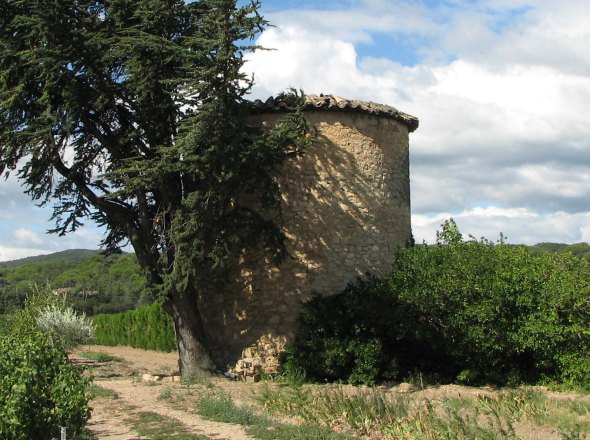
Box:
76;345;265;439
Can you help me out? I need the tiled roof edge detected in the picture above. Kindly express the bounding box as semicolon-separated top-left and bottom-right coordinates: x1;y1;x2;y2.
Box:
248;94;419;132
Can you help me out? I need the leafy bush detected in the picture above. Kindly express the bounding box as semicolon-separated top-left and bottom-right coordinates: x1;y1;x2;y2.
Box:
2;283;61;337
93;302;176;352
280;276;435;385
0;333;91;439
3;283;95;351
36;305;95;351
282;220;590;386
391;220;590;385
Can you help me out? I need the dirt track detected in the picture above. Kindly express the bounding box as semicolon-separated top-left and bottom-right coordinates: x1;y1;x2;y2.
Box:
77;345;259;439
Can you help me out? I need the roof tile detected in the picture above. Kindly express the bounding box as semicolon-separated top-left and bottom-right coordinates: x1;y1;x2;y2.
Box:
249;94;419;132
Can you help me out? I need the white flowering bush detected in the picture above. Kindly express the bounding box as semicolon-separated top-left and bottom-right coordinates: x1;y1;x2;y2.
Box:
36;305;95;351
6;283;94;351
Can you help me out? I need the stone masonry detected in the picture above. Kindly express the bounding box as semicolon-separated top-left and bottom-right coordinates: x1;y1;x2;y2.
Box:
198;94;419;377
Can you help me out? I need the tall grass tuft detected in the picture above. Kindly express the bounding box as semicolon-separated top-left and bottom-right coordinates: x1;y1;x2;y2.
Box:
258;384;520;439
197;393;257;426
197;391;351;439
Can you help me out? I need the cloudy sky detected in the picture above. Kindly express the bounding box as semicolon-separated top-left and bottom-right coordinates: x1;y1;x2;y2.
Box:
1;0;589;260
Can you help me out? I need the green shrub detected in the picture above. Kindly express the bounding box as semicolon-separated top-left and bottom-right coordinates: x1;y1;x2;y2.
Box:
93;302;176;351
0;333;91;439
280;276;439;385
282;220;590;387
3;283;95;351
391;220;590;385
3;283;62;337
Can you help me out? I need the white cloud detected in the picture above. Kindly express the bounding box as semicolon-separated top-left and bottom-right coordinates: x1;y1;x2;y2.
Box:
468;1;590;75
245;0;590;245
413;208;590;245
264;1;441;46
13;228;43;245
0;245;52;262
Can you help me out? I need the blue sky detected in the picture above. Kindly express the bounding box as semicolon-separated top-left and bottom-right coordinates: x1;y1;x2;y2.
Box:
1;0;590;260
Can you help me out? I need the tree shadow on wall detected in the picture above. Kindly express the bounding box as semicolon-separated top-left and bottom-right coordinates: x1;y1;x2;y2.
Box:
199;118;411;369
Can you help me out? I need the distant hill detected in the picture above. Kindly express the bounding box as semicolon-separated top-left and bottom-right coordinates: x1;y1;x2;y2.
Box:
0;249;100;266
529;242;590;263
0;249;150;316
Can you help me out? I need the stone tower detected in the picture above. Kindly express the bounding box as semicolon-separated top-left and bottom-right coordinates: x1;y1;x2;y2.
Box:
198;94;419;374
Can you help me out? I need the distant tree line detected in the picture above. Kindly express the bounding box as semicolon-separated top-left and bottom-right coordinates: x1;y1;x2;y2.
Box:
2;242;589;319
530;242;590;262
0;250;150;315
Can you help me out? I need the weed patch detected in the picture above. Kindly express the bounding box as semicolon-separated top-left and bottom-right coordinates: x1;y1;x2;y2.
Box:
126;411;207;440
158;387;173;401
258;383;590;439
89;384;119;400
78;351;124;363
196;391;351;439
197;393;257;425
476;389;590;435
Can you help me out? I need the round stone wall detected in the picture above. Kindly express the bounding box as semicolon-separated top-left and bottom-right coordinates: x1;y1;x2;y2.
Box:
198;109;413;375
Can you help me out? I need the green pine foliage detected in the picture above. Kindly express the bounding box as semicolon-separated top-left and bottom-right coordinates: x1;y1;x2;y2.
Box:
282;220;590;387
93;302;176;352
0;0;309;373
0;332;91;439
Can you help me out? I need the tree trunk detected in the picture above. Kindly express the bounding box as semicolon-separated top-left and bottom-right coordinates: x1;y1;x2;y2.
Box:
164;287;217;380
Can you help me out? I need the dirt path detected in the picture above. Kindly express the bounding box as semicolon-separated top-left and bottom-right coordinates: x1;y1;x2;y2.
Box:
92;378;252;440
86;394;145;440
77;346;255;440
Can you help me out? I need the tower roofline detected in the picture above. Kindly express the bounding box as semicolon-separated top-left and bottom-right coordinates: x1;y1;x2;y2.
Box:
249;93;419;132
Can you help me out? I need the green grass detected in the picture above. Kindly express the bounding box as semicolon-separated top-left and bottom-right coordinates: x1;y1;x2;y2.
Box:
126;411;209;440
196;392;352;440
197;393;258;425
78;350;124;363
259;384;413;435
384;400;514;439
158;387;173;401
247;419;352;440
474;389;590;436
259;384;507;439
89;383;120;400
